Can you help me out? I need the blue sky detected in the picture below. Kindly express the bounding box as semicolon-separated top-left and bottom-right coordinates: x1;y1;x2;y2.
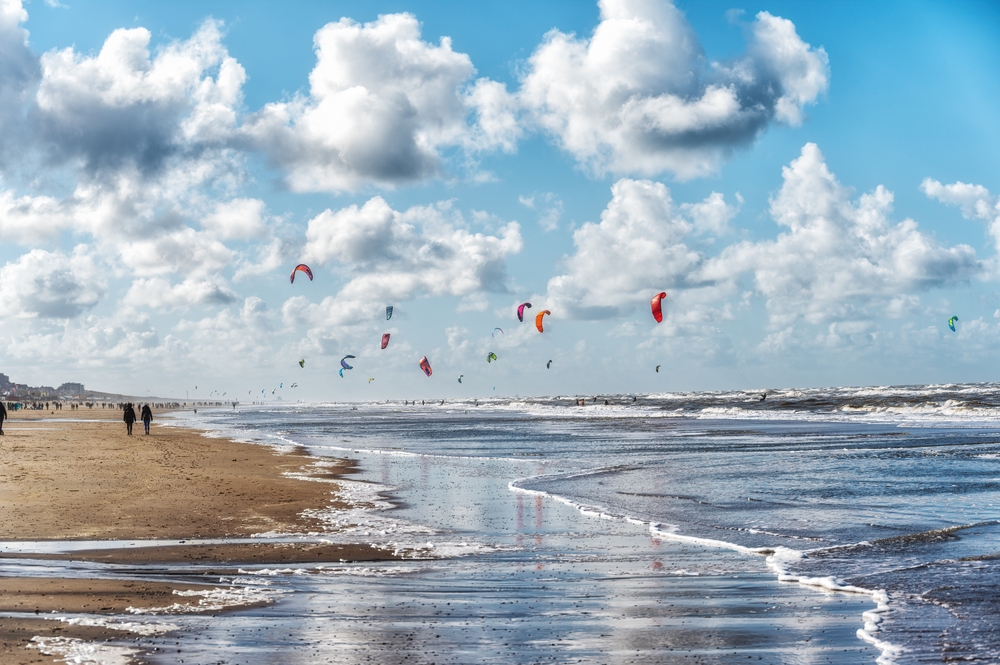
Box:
2;0;1000;400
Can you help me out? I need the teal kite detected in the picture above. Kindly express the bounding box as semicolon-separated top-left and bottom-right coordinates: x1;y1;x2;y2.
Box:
948;316;958;332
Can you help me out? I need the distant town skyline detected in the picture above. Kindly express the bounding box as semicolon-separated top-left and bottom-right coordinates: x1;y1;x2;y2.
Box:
1;0;999;399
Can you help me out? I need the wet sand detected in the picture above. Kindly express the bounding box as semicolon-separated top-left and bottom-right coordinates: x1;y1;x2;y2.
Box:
0;576;230;663
0;407;394;664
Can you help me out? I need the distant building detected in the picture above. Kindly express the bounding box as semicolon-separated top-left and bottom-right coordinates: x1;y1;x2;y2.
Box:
0;373;11;391
58;382;85;395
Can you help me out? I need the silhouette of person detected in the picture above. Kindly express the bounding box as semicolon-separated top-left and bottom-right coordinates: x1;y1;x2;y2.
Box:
0;400;6;435
123;403;136;436
141;404;152;435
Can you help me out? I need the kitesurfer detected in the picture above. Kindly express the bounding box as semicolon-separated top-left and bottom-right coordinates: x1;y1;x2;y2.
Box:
141;404;153;435
760;392;767;402
123;403;136;436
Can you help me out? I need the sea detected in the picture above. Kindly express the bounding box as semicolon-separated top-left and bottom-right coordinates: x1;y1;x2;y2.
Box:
3;382;999;664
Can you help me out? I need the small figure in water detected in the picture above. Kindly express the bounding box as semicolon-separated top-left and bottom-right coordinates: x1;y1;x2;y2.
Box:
759;392;767;402
604;400;609;405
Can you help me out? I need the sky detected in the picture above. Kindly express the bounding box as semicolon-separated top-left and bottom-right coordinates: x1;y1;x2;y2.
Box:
2;0;1000;401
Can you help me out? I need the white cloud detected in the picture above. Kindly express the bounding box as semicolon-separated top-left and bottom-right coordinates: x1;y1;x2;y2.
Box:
35;19;245;173
116;226;234;278
174;296;277;365
519;0;828;178
0;188;73;242
303;197;522;302
0;246;106;318
704;144;980;332
125;277;238;310
921;178;1000;248
519;191;563;231
681;190;740;237
0;0;39;165
544;143;981;349
201;197;268;239
545;178;704;318
293;197;522;340
242;13;517;192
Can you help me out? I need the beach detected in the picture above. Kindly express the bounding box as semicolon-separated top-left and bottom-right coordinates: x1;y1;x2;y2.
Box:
1;390;998;664
0;408;393;665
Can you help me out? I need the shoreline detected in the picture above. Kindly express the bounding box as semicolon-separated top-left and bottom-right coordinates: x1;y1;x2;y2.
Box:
0;408;396;665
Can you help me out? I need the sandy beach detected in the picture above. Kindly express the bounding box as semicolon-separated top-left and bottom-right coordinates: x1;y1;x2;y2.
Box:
0;407;393;664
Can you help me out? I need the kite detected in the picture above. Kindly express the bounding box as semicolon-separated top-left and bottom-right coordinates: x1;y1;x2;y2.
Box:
368;378;375;383
948;316;959;332
290;383;298;388
517;302;532;322
290;264;313;284
419;356;433;376
298;359;305;368
381;333;390;349
386;306;393;320
458;375;464;383
651;292;667;323
546;360;552;369
535;310;551;333
492;327;504;337
339;369;344;378
487;352;498;363
340;355;356;370
272;389;277;394
279;383;283;388
655;365;661;373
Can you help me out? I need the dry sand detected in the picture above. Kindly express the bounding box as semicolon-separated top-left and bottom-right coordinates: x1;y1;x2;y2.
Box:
0;407;394;664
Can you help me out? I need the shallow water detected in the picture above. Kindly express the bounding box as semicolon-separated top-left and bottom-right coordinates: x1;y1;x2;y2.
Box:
6;384;1000;663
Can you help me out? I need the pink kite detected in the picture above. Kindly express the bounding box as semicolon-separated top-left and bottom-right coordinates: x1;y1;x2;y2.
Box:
290;264;313;284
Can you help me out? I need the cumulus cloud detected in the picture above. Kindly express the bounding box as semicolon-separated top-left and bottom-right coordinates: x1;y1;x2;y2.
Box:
682;190;740;237
125;277;238;310
304;197;521;300
519;192;564;231
200;198;269;239
545;143;981;347
242;13;518;192
0;246;106;318
115;226;234;278
292;197;521;336
35;19;245;174
0;0;39;165
704;144;980;333
519;0;829;178
545;178;709;318
921;178;1000;248
0;189;73;242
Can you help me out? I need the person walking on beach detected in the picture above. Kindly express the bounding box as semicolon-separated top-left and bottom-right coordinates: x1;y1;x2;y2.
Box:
123;403;136;436
0;400;6;435
141;404;152;435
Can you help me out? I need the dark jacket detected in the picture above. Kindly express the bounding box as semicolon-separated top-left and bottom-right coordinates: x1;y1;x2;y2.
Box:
123;405;136;424
141;405;152;423
0;402;6;421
